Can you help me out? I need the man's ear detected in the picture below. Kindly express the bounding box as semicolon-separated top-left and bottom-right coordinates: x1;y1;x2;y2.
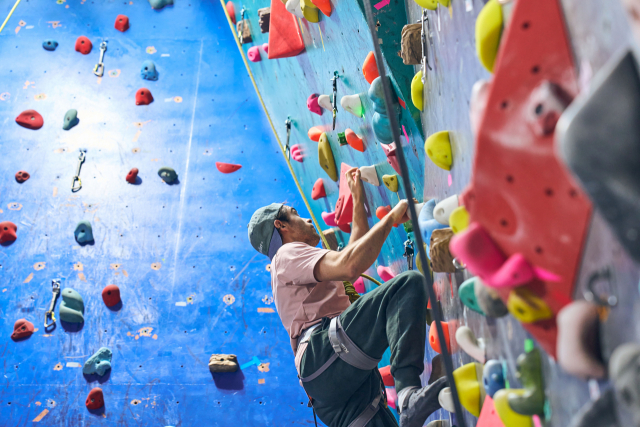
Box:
274;219;286;233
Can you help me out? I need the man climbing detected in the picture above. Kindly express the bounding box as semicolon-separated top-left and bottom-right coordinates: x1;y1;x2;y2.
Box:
248;167;447;427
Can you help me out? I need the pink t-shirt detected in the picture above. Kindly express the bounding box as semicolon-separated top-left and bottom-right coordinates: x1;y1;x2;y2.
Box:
270;242;351;353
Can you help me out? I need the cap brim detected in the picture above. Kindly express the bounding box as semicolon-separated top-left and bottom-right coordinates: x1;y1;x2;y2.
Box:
267;227;283;261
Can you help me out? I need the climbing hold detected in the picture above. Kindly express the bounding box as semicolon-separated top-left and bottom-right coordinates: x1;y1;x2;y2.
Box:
418;199;448;259
377;266;395;282
459;277;485;315
470;80;491;136
362;52;379;84
75;36;92;55
126;168;139;184
227;1;237;24
317;94;332;111
425;131;453;171
148;0;174;9
300;0;319;22
369;77;401;144
337;223;351;234
15;110;44;130
15;171;30;183
136;88;154;105
483;360;505;398
247;46;262;62
438;0;450;7
268;0;305;59
455;326;485;363
310;0;331;16
475;0;503;73
0;221;17;244
453;362;485;417
493;389;533;427
209;354;239;373
285;0;304;18
308;126;323;141
506;287;553;324
141;60;159;81
216;162;242;174
258;7;270;32
428;320;451;354
114;14;130;32
379;365;394;386
438;388;455;412
322;211;337;227
341;94;363;118
337;132;347;146
449;206;469;234
345;129;365;152
610;343;640;425
475;281;509;318
307;94;322;115
237;21;251;43
413;0;437;10
262;43;269;54
74;220;94;244
376;206;397;228
83;347;112;376
382;174;399;192
42;40;58;51
291;144;303;162
318;133;338;181
311;178;326;200
411;70;424;111
359;166;379;186
334;163;354;226
101;285;121;307
381;143;401;175
85;388;104;410
508;348;545;416
63;109;79;131
429;354;446;384
402;23;424;66
429;228;456;273
158;166;178;183
556;300;606;380
59;288;85;323
11;319;34;341
352;276;365;293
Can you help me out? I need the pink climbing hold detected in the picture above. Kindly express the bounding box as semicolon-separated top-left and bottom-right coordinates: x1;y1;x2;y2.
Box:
114;14;130;32
377;265;395;282
334;163;354;226
385;387;397;410
15;110;43;130
126;168;138;184
75;36;92;55
379;365;394;386
247;46;261;62
311;178;326;200
262;43;269;55
227;1;237;24
135;88;154;105
353;277;365;293
0;221;17;244
15;171;30;183
291;145;303;162
216;162;242;174
321;211;337;227
307;94;322;116
381;143;401;175
11;319;34;341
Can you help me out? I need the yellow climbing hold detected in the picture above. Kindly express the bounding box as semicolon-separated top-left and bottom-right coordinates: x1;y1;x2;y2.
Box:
382;174;399;192
301;0;319;23
318;133;338;181
425;131;452;171
413;0;437;10
476;0;503;73
449;206;469;234
438;0;450;6
453;362;485;417
493;389;534;427
507;287;553;324
411;70;424;112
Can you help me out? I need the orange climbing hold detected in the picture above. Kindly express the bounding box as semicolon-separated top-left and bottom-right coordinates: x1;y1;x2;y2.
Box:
376;206;398;227
310;0;332;16
429;321;451;354
379;365;394;386
345;129;365;152
216;162;242;174
227;1;237;24
362;52;380;84
312;178;326;200
268;0;305;59
308;126;323;142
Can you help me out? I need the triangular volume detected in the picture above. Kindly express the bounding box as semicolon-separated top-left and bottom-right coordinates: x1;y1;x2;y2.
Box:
268;0;305;60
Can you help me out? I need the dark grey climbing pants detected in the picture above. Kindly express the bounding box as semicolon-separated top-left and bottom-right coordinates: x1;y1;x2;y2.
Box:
300;270;428;427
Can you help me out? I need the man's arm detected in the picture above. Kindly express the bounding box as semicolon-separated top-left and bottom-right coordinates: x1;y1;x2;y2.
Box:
346;168;370;245
314;200;409;283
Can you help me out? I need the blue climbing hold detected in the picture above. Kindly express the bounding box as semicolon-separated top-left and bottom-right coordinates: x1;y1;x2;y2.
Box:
83;347;113;376
43;40;58;51
74;220;94;243
63;109;79;131
483;359;506;398
368;77;401;144
418;199;448;259
148;0;173;9
59;288;85;323
141;60;159;81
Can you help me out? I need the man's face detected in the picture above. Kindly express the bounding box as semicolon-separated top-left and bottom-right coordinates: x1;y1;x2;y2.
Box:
277;206;320;246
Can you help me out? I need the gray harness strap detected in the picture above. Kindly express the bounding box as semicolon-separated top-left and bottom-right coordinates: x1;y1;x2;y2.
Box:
298;316;384;427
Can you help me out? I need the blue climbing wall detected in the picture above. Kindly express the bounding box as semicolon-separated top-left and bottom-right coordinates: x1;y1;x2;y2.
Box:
0;1;316;425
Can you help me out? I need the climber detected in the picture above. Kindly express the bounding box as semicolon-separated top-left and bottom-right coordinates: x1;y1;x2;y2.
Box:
248;167;448;427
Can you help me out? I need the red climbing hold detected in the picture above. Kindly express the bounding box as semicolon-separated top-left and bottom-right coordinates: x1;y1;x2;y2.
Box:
227;1;237;24
15;110;43;130
75;36;92;55
126;168;138;184
337;223;351;234
85;388;104;410
379;365;394;386
268;0;305;59
216;162;242;174
334;163;354;226
345;129;365;152
311;178;326;200
375;206;398;227
362;52;380;84
0;221;17;244
11;319;34;341
114;15;130;32
15;171;30;183
136;88;154;105
310;0;332;16
102;285;121;307
429;321;451;354
308;126;323;141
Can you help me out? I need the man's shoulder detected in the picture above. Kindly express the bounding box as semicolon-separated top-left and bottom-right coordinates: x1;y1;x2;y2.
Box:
276;241;318;257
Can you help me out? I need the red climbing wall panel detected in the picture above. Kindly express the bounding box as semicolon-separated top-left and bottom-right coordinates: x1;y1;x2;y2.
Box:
461;0;592;356
267;0;305;59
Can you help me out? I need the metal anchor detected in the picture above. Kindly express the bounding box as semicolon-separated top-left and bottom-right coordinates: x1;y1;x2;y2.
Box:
331;71;339;130
71;149;86;192
403;238;415;270
420;10;432;84
285;116;292;161
93;41;107;77
45;279;61;330
238;6;246;44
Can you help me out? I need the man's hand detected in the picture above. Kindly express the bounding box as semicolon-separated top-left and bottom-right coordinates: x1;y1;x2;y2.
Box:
390;200;410;224
345;167;365;202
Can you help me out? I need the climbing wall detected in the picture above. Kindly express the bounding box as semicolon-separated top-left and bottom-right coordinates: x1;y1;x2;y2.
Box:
0;1;317;425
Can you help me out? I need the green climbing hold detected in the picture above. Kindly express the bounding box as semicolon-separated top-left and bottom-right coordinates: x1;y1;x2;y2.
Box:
148;0;173;9
83;347;112;376
158;167;178;183
459;277;485;315
63;109;79;131
59;288;85;323
411;71;424;112
508;348;545;416
338;132;347;146
318;133;338;181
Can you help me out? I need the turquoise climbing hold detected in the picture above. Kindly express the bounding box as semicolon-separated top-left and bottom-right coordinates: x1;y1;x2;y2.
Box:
43;40;58;51
459;277;485;315
148;0;173;9
368;77;401;144
63;109;79;131
141;60;159;81
74;220;94;243
158;167;178;183
59;288;85;323
83;347;112;376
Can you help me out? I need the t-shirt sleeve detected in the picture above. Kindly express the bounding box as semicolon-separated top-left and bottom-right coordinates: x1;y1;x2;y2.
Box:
275;243;329;286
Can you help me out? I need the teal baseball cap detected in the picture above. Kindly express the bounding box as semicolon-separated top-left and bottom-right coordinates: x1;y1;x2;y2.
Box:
248;203;284;260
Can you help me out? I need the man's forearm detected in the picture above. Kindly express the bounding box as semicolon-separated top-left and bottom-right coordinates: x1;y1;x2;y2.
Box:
348;196;370;244
340;214;395;280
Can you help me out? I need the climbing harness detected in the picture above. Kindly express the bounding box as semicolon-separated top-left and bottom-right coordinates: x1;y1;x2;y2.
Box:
284;116;292;161
298;317;386;427
420;10;432;84
403;238;415;270
93;41;107;77
44;279;61;330
238;6;246;44
331;71;339;130
71;149;86;192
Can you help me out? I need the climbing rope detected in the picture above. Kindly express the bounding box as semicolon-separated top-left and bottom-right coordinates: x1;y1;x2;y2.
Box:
0;0;22;34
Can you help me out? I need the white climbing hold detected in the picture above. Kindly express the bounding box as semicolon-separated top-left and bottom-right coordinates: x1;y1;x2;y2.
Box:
285;0;304;18
340;94;363;118
433;195;459;225
318;94;332;110
359;165;379;186
438;387;455;412
455;326;486;363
